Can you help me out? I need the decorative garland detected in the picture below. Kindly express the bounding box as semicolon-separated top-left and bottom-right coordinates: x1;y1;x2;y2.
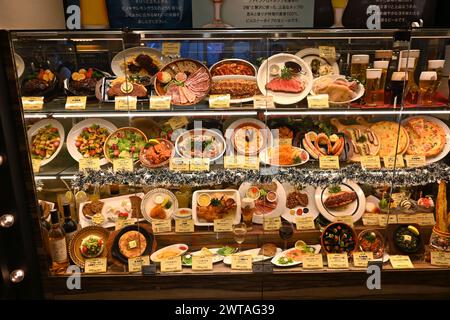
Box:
71;162;450;189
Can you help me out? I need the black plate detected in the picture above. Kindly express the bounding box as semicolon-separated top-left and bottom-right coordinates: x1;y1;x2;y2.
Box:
393;226;421;254
111;225;155;264
21;71;58;100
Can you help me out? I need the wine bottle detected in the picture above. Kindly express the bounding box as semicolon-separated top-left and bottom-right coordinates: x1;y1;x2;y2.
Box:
48;209;68;265
62;203;78;245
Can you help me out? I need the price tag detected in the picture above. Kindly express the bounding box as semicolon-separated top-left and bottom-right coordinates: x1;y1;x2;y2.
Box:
189;158;210;172
169;158;190;172
360;156;381;170
115;219;135;231
405;155;426;168
302;254;324;269
22;97;44;110
31;159;41;173
167;116;189;130
263;216;281;231
115;96;137;110
334;216;354;227
152;219;172;234
327;253;349;269
175;219;195;233
319;46;336;61
214;219;233;232
192;255;213;271
319;155;339;169
417;213;436;226
378;214;398;226
295;216;316;230
362;213;380;226
84;257;107;273
209;94;230;109
352;252;374;268
160;256;182;273
307;94;329;109
162;42;181;56
390;255;414;269
383;155;405;169
253;95;275;109
231;255;253;270
242;156;259;170
224;156;239;169
113;158;133;173
79;158;100;172
397;214;419;224
128;255;150;273
65;96;87;110
150;95;171;110
431;251;450;267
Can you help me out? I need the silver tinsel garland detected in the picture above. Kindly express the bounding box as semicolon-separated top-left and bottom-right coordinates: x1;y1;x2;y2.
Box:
71;162;450;189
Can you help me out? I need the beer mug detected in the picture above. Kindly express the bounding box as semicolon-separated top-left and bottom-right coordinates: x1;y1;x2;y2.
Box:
428;60;445;91
374;60;389;91
419;71;438;105
399;50;420;71
375;50;393;61
391;71;408;106
350;54;370;84
365;69;383;106
399;57;419;104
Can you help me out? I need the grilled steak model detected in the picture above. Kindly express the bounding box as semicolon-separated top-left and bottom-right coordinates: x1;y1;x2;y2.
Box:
286;191;309;209
324;191;357;208
107;82;147;97
265;78;304;93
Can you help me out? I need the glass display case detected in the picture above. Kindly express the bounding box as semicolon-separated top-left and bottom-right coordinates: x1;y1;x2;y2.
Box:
2;28;450;299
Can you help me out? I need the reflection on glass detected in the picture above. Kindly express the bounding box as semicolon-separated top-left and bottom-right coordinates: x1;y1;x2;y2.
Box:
331;0;349;28
241;198;255;231
80;0;109;29
419;71;438;105
365;68;382;106
391;71;408;106
279;220;294;250
428;60;445;91
350;54;369;84
374;60;389;97
233;222;247;251
399;57;419;104
203;0;233;28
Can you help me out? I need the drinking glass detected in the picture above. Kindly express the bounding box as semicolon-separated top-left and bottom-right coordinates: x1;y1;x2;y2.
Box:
419;71;438;105
241;198;255;230
350;55;370;84
279;221;294;250
399;57;419;104
203;0;232;28
331;0;349;28
391;71;408;106
365;68;383;106
233;222;247;252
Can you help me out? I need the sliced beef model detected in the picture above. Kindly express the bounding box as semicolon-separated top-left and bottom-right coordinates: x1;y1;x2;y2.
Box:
324;191;357;208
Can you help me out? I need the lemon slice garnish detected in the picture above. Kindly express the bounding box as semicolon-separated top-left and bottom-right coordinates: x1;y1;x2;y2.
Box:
408;225;420;236
65;191;74;203
148;139;160;145
295;240;307;251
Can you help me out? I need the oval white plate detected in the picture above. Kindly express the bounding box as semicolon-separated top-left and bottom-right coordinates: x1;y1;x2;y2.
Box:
311;74;365;105
150;243;189;263
14;53;25;78
223;247;282;265
225;118;273;156
27;118;65;166
315;181;366;223
210;75;258;104
281;184;319;223
66;118;117;166
257;53;313;105
192;189;241;227
111;47;164;77
209;58;257;77
259;146;309;167
271;245;322;267
175;128;226;162
238;180;286;224
182;248;224;266
141;188;178;223
295;48;339;78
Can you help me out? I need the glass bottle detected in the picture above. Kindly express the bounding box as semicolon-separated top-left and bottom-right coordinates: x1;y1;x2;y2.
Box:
48;209;69;266
62;203;78;245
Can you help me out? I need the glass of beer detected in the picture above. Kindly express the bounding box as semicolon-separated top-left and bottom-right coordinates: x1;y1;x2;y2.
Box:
391;71;408;106
374;60;389;94
375;50;393;61
419;71;438;105
350;54;370;84
331;0;349;28
80;0;109;29
399;57;419;104
428;60;445;91
241;198;255;230
365;69;383;106
400;50;420;71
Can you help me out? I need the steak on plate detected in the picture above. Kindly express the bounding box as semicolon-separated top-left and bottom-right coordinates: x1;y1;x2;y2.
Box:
324;191;357;208
265;78;304;93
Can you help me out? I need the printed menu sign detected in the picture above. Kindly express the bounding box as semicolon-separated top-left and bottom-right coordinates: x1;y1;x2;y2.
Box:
169;158;190;171
162;42;181;56
253;95;275;109
128;256;150;273
192;255;213;271
231;255;252;270
209;94;230;109
362;213;380;226
319;46;336;61
378;214;398;226
302;254;324;269
334;216;354;227
263;217;281;231
113;158;133;172
352;252;374;268
115;219;135;231
360;156;381;170
430;252;450;267
383;155;405;169
397;214;419;224
152;219;172;234
189;158;210;171
327;253;349;269
319;155;339;169
416;213;436;226
167;116;189;130
115;96;137;110
390;255;414;269
84;257;107;273
240;156;259;170
22;97;44;110
405;155;426;168
150;95;171;110
175;219;195;233
295;216;316;230
307;94;329;109
65;96;87;110
160;256;182;273
79;158;100;172
214;219;233;232
32;159;42;173
224;156;239;169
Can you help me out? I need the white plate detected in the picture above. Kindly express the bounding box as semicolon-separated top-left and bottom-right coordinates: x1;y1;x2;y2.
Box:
295;48;339;78
66;118;117;166
173;208;192;220
311;74;365;105
223;247;282;265
209;58;257;77
192;189;241;226
257;53;313;105
182;248;224;266
111;47;165;77
271;245;322;267
238;180;286;224
259;146;309;167
281;184;319;223
315;181;366;223
365;195;380;213
14;53;25;78
175;128;226;162
27;119;65;166
210;75;258;104
367;253;390;264
225;118;273;156
141;188;178;223
150;243;189;263
401;116;450;164
78;193;145;228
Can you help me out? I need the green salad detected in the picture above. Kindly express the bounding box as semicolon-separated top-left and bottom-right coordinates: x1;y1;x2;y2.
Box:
217;246;238;256
106;129;146;161
182;254;192;265
277;256;294;265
